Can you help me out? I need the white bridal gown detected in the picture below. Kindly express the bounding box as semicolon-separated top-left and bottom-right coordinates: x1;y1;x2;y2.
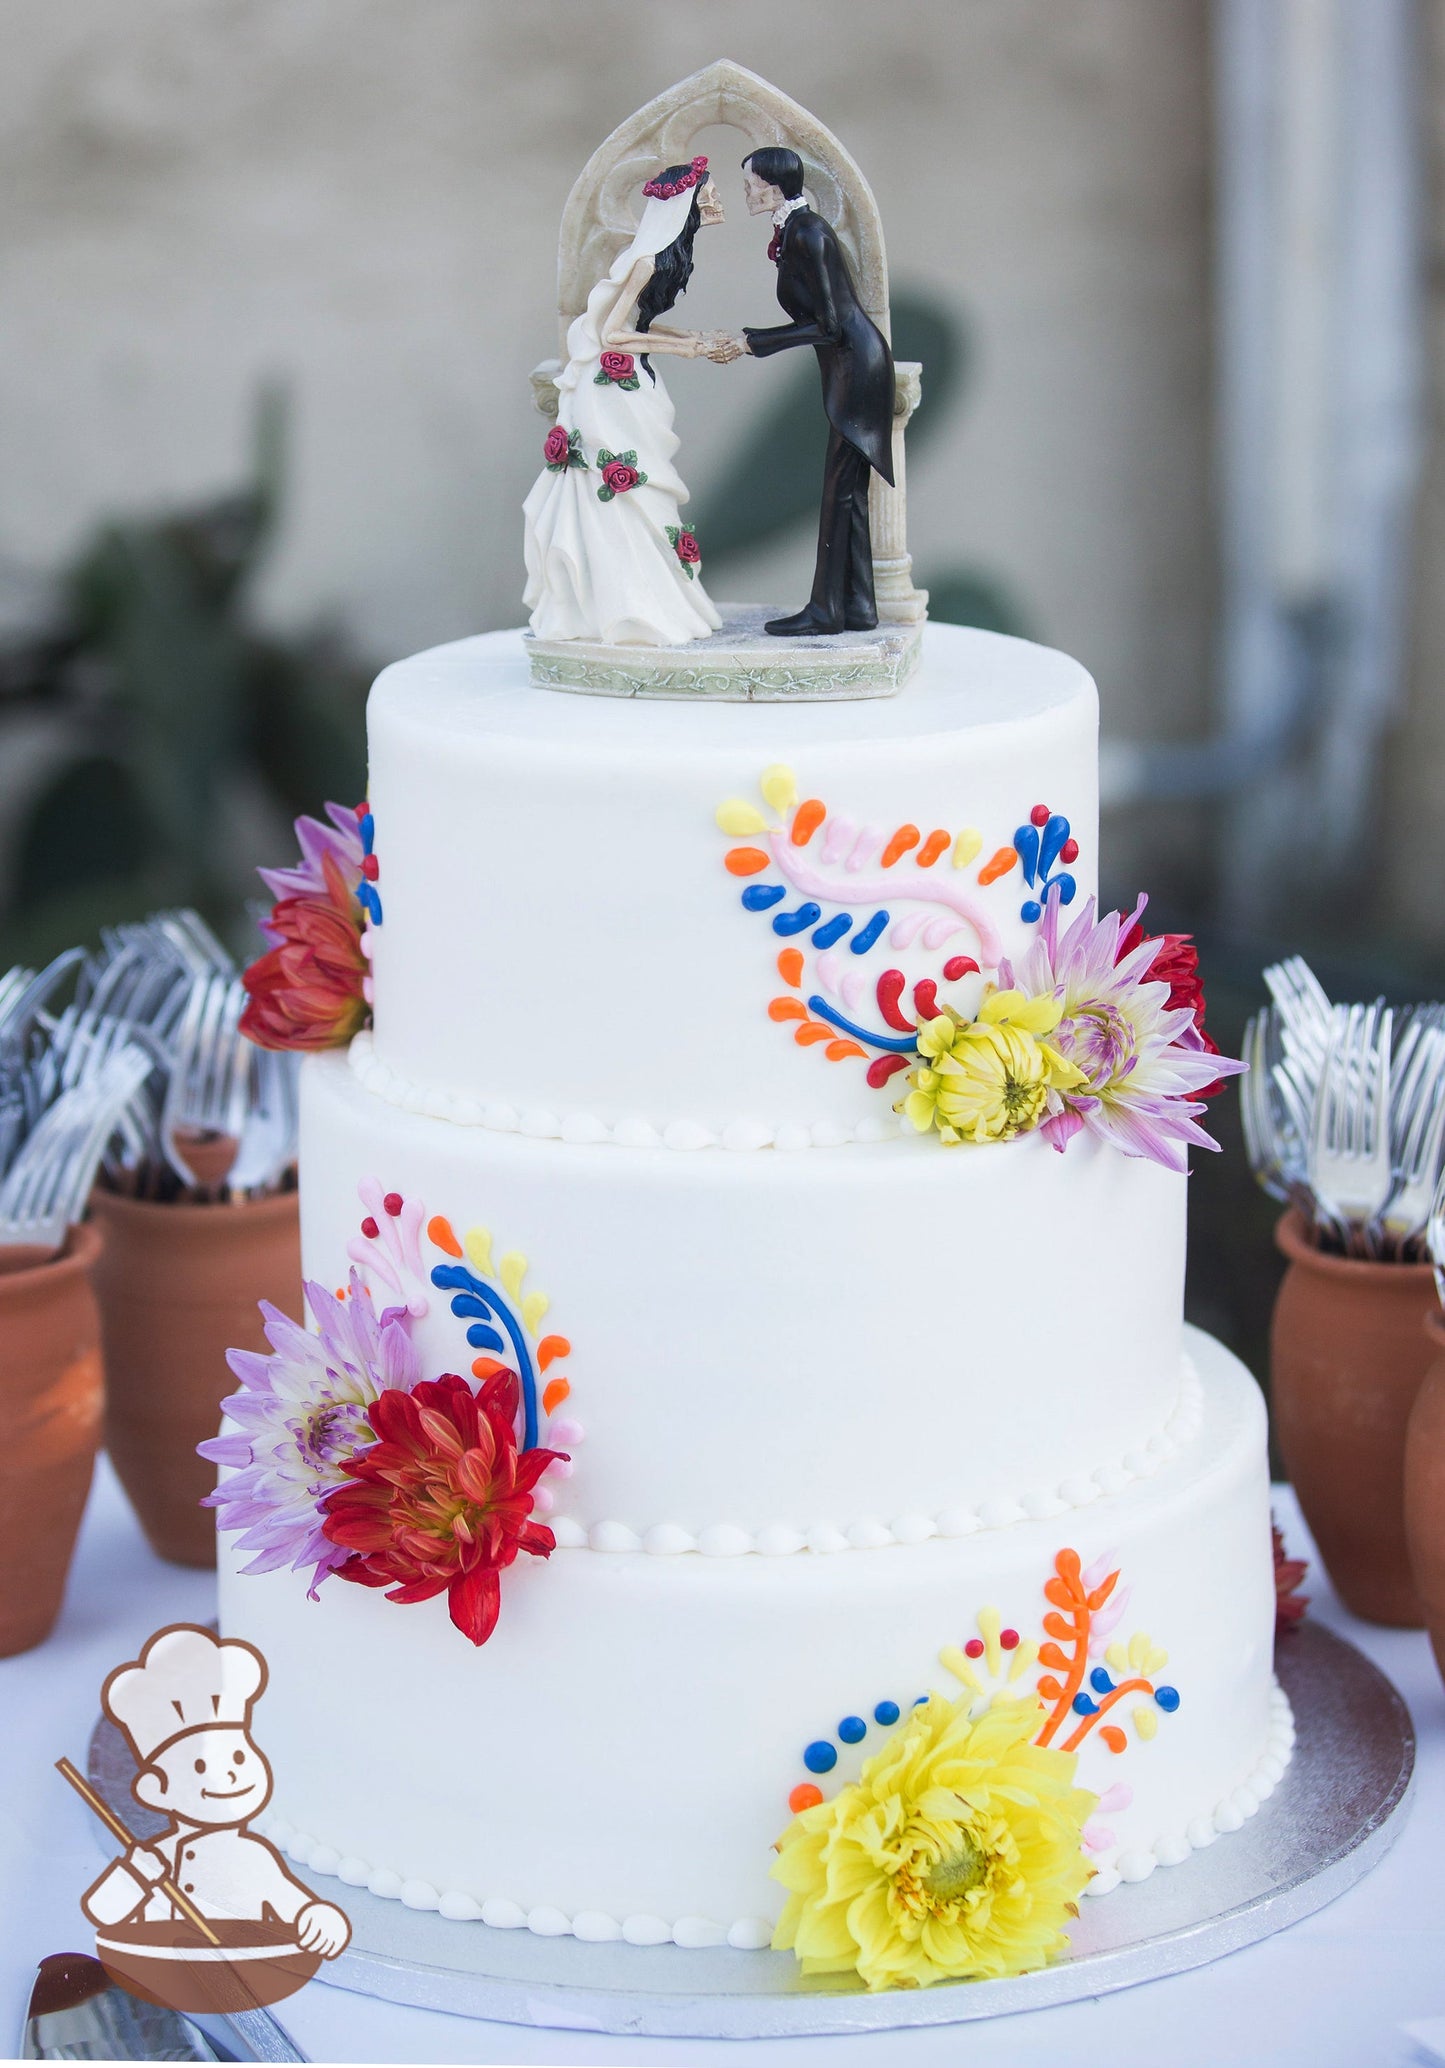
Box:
523;205;722;648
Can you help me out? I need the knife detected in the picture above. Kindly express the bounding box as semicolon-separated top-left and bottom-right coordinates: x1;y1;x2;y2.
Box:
21;1951;306;2062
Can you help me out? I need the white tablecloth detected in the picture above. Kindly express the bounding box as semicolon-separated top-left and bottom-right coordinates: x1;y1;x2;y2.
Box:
3;1461;1443;2068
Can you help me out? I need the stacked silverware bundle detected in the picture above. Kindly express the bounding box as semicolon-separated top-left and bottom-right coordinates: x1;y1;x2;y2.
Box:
1242;956;1445;1262
0;910;298;1256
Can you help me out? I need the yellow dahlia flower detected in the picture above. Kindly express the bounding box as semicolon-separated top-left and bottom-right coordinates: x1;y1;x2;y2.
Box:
900;989;1085;1146
772;1694;1096;1990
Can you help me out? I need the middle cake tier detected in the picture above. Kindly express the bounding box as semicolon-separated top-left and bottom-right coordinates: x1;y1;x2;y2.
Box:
306;1050;1189;1548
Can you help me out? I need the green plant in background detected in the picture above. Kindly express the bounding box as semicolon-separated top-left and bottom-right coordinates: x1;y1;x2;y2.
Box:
0;389;369;968
698;288;1031;638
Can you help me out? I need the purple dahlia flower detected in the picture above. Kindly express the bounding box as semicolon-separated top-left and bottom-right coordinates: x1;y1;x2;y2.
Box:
256;804;364;942
201;1270;420;1596
1001;890;1244;1174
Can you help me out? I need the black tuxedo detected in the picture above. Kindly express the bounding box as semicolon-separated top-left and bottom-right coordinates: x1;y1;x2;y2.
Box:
744;208;895;632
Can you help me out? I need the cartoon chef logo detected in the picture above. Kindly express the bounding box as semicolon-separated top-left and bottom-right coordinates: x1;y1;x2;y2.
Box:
64;1624;349;2013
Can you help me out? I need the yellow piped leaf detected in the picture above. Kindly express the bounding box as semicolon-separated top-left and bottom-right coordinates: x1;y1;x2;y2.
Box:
1007;1638;1039;1682
977;1605;1003;1678
464;1226;494;1279
1105;1641;1128;1676
521;1289;550;1335
716;798;769;836
500;1251;527;1302
952;826;983;869
1133;1706;1159;1741
939;1644;984;1697
760;763;797;815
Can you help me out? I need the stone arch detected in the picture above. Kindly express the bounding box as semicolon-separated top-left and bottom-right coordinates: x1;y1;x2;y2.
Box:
552;58;891;354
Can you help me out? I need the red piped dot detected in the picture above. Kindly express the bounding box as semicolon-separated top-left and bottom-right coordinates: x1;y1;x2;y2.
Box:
943;955;980;983
1030;803;1050;827
789;1782;824;1814
382;1192;403;1216
866;1052;912;1089
355;800;369;818
912;979;939;1021
964;1638;986;1659
1060;838;1079;863
1000;1628;1020;1650
360;1216;379;1239
362;854;380;880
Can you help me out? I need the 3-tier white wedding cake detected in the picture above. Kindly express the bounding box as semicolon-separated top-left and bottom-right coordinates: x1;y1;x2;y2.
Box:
217;620;1289;1972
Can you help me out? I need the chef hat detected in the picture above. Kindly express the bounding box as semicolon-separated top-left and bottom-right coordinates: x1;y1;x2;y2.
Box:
103;1624;268;1766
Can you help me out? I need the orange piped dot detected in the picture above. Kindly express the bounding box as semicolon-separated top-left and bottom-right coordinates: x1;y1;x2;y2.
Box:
776;947;804;988
335;1286;346;1301
542;1376;571;1415
471;1356;511;1380
916;828;950;868
825;1039;867;1061
789;1782;824;1814
978;844;1018;886
790;798;827;846
537;1334;571;1372
428;1215;462;1258
769;996;809;1022
880;824;921;867
796;1021;833;1045
1100;1725;1128;1755
725;847;771;876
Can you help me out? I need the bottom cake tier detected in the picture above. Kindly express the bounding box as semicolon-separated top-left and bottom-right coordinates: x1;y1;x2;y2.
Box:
218;1327;1287;1951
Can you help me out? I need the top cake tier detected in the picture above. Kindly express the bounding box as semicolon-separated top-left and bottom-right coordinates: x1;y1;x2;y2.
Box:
364;625;1098;1142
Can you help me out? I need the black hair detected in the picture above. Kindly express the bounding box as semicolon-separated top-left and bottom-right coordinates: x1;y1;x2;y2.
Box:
742;146;805;200
634;165;705;382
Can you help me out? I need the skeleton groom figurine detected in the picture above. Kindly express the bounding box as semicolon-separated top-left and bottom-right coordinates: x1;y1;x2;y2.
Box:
729;146;895;637
81;1624;350;1958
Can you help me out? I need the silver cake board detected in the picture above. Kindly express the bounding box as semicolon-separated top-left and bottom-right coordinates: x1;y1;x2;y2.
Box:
525;604;922;701
86;1623;1414;2039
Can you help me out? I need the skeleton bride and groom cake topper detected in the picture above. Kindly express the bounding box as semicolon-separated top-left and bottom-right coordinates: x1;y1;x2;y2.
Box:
523;65;923;686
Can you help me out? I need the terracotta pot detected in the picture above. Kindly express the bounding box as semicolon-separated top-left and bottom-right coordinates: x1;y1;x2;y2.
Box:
0;1223;104;1656
1405;1307;1445;1682
1271;1208;1434;1625
90;1187;301;1567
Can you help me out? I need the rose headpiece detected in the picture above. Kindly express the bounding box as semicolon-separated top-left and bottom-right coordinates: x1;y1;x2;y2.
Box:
643;155;708;200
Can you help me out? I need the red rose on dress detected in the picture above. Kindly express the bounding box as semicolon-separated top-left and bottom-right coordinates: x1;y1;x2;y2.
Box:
675;530;701;564
598;351;635;382
241;852;369;1052
543;424;570;467
322;1369;565;1647
1116;917;1224;1097
601;460;640;495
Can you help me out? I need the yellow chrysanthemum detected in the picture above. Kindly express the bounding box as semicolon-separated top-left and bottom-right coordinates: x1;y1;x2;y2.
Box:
772;1694;1096;1991
899;989;1086;1146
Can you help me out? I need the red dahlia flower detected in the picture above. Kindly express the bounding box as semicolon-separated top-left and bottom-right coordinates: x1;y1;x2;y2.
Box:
321;1370;564;1646
241;851;368;1051
1273;1522;1309;1636
1115;913;1224;1097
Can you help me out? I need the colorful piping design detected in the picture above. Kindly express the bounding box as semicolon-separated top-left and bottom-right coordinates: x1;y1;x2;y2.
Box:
786;1548;1179;1859
343;1179;583;1490
355;801;383;926
715;765;1080;1087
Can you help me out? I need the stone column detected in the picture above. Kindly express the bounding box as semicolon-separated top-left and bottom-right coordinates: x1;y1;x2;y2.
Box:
870;360;928;624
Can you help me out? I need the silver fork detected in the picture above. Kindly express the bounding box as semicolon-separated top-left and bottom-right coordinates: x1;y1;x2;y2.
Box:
160;974;249;1189
1383;1023;1445;1252
1264;956;1333;1073
0;1042;154;1253
1309;1001;1394;1251
1427;1166;1445;1311
226;1045;300;1198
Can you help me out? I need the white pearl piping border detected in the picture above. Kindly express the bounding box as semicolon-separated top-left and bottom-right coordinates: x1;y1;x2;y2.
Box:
1083;1680;1297;1895
546;1359;1204;1558
255;1681;1293;1948
349;1031;901;1151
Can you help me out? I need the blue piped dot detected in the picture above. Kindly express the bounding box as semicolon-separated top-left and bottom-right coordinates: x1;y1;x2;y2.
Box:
850;910;889;954
773;901;823;937
874;1700;900;1726
1055;873;1078;905
803;1740;837;1774
741;883;786;911
1021;899;1043;924
360;812;375;852
913;1694;929;1707
1072;1693;1099;1716
1090;1667;1114;1694
812;912;853;950
838;1715;866;1745
1154;1686;1180;1713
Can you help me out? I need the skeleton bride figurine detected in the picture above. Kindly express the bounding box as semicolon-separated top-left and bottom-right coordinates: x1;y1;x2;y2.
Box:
523;156;734;647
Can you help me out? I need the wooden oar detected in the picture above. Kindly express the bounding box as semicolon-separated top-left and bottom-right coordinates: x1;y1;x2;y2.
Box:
56;1756;222;1946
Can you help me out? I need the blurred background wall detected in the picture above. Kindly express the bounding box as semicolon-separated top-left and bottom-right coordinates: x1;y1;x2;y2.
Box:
1;0;1442;1377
